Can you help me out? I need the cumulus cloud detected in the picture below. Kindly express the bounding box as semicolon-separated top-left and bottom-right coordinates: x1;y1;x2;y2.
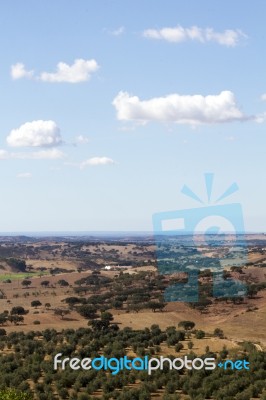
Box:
39;59;99;83
10;59;99;83
7;120;62;148
80;157;115;168
75;135;89;144
0;148;65;160
112;90;250;125
29;149;65;159
17;172;32;179
10;63;34;79
143;25;246;46
261;94;266;101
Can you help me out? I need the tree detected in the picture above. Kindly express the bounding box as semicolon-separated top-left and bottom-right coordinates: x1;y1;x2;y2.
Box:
0;313;8;325
54;308;71;320
31;300;42;309
147;301;165;312
220;345;228;359
0;388;32;400
45;303;51;309
11;306;28;315
188;341;194;350
57;279;69;287
150;324;161;336
175;343;184;352
41;280;50;288
178;321;195;331
166;326;176;336
77;305;97;319
214;328;224;338
8;315;24;325
21;279;32;288
89;319;112;331
64;297;86;306
101;311;114;324
195;330;205;339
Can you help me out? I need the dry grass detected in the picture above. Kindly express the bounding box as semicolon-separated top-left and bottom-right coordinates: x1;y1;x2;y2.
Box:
0;264;265;350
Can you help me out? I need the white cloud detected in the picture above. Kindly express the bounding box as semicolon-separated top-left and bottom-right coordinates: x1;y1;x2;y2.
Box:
10;63;34;79
17;172;32;179
255;112;266;123
80;157;115;168
0;150;9;160
75;135;89;144
143;25;246;46
39;59;99;83
261;94;266;101
112;90;250;125
29;149;65;159
110;26;125;36
205;28;246;46
0;148;65;160
7;120;62;148
10;58;99;83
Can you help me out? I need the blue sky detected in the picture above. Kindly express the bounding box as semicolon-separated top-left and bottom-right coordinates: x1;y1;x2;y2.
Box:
0;0;265;232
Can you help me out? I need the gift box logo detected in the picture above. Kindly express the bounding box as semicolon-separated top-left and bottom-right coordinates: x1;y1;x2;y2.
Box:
152;173;247;302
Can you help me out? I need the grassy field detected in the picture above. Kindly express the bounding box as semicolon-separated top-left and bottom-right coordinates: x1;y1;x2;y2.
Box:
0;271;48;281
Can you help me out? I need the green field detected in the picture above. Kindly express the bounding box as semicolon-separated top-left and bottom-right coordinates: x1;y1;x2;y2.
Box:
0;271;48;281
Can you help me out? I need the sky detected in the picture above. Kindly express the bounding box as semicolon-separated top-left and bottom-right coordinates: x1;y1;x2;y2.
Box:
0;0;266;232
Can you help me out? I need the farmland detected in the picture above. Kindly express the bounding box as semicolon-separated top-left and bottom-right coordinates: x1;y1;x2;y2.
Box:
0;234;265;399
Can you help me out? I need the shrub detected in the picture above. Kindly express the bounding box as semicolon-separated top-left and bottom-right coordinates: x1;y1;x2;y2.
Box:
0;388;33;399
31;300;42;308
11;306;28;315
195;330;205;339
178;321;195;331
213;328;224;338
175;343;184;352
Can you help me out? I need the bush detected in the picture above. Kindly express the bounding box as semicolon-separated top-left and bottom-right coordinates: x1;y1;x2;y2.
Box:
175;343;184;352
0;328;7;336
11;306;28;315
213;328;224;338
31;300;42;308
188;341;194;349
195;330;205;339
33;320;41;325
178;321;195;330
0;388;33;399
